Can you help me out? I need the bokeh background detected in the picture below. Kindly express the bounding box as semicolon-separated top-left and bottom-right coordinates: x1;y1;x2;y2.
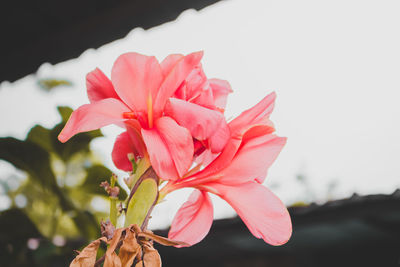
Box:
1;0;400;266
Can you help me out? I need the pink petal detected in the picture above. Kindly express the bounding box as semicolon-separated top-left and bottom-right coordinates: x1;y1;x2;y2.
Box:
111;52;163;114
165;98;229;153
141;128;179;180
58;98;130;143
185;66;207;100
184;138;242;185
112;131;136;171
208;119;231;152
173;66;206;103
217;135;287;185
173;83;187;101
210;182;292;246
168;190;213;246
209;78;233;110
154;52;203;117
229;92;276;137
182;125;277;186
86;68;120;103
160;54;183;76
125;120;146;158
155;117;194;177
191;84;215;109
194;148;219;168
141;117;193;180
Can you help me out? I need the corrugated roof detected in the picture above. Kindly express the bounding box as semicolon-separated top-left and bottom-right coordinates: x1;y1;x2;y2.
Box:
1;0;222;82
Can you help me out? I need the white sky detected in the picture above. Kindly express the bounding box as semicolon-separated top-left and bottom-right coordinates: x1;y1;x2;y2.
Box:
1;0;400;229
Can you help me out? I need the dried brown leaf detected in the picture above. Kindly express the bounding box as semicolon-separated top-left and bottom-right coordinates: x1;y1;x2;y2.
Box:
138;231;189;247
69;237;106;267
119;228;141;267
140;244;161;267
104;252;122;267
104;228;124;267
132;224;141;234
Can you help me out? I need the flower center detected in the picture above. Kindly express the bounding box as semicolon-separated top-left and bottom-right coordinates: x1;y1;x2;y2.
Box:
123;112;137;119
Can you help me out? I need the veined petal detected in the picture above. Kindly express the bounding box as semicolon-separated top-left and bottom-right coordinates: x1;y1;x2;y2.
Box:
185;66;207;100
58;98;130;143
182;138;241;186
154;51;203;117
209;78;233;110
112;131;136;171
191;84;215;109
125;120;146;158
194;148;219;168
142;117;194;180
165;98;229;152
208;119;230;152
155;117;194;178
184;125;274;184
86;68;120;103
160;54;184;76
111;52;163;114
229;92;276;137
210;182;292;246
141;128;179;180
168;190;213;246
174;83;187;101
217;134;287;185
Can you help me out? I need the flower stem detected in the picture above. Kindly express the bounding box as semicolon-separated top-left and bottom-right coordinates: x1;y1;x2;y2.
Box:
124;167;159;229
109;175;118;227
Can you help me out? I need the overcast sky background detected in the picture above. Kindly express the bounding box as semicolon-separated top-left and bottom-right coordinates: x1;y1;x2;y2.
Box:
1;0;400;229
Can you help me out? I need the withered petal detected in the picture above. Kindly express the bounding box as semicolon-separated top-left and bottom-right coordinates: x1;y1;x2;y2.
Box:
119;228;141;267
69;237;106;267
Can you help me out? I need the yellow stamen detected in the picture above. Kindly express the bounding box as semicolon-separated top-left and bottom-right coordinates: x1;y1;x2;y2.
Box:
147;93;153;128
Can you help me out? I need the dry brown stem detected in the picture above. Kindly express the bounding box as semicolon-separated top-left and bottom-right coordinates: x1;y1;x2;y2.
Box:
69;224;187;267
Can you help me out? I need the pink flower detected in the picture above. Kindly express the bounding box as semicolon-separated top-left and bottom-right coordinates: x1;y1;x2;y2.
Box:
58;50;291;247
161;92;292;246
58;52;231;180
166;63;233;165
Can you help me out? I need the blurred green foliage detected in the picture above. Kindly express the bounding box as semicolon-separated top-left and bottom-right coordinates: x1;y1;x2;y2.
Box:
37;79;72;91
0;106;126;267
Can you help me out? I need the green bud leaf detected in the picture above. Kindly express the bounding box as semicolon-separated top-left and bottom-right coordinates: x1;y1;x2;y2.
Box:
125;168;159;228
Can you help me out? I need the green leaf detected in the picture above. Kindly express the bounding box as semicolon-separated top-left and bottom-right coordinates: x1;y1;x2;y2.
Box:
50;123;103;162
72;210;101;240
0;137;76;212
27;125;53;152
125;179;158;227
48;106;103;161
0;137;57;188
82;165;127;200
38;79;72;91
26;107;103;162
57;106;73;123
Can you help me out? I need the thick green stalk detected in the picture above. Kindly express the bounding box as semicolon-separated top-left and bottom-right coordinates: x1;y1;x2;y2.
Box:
126;158;151;189
124;167;159;229
110;197;117;227
109;175;118;227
